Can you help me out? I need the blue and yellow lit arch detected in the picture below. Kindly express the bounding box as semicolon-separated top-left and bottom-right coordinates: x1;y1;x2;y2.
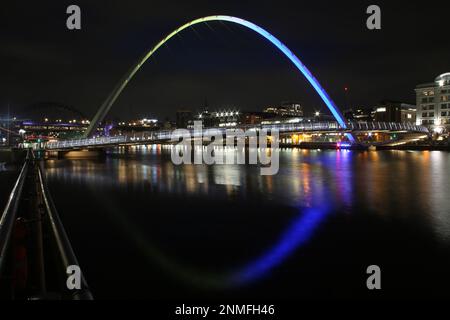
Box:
85;15;351;140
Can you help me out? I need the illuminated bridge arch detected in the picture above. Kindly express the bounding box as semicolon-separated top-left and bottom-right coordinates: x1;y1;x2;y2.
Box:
85;15;351;140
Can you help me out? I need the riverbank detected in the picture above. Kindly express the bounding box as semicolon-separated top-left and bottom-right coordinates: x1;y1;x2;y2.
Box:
375;144;450;151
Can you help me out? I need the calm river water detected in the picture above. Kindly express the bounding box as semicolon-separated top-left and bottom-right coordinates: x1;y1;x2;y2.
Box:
43;147;450;299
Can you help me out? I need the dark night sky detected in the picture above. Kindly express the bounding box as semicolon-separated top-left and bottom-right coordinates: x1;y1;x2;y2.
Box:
1;0;449;121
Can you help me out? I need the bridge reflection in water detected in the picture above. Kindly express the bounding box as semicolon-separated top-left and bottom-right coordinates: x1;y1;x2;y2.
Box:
43;147;450;298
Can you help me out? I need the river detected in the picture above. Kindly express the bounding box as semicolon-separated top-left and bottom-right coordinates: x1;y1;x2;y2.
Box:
43;146;450;299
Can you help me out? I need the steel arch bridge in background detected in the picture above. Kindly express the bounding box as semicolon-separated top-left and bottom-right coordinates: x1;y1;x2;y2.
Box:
22;102;88;120
84;15;354;142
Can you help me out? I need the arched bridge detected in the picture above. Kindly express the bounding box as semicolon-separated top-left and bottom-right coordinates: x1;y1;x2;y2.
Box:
47;15;428;149
84;15;353;141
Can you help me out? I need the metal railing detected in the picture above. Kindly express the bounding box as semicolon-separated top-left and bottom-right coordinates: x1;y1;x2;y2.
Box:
37;162;93;300
46;136;126;150
45;121;430;150
262;121;429;133
0;150;30;274
0;150;93;299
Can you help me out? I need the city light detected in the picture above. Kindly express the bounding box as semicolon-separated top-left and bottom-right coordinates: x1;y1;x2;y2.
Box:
434;126;444;134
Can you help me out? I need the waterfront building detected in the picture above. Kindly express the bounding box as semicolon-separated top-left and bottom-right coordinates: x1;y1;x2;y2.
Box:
344;107;375;122
263;102;303;117
113;118;160;136
374;100;416;123
176;110;193;128
195;109;240;128
240;112;266;125
415;72;450;131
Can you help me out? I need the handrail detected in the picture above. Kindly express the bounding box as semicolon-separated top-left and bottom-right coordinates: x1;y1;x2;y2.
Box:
0;150;30;274
44;121;430;150
37;162;94;300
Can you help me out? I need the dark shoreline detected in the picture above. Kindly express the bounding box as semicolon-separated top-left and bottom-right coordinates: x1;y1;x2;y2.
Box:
0;148;28;164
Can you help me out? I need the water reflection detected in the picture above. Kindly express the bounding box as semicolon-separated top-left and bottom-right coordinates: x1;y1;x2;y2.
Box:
47;145;450;237
45;147;450;242
229;204;329;286
44;147;450;289
47;147;332;206
92;186;330;288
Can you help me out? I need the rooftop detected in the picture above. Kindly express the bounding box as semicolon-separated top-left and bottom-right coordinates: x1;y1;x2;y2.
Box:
416;72;450;89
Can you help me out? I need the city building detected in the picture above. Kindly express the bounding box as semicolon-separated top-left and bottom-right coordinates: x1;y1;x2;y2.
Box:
176;110;193;128
309;111;335;122
344;107;375;122
263;102;303;117
0;117;23;146
415;72;450;131
117;118;158;128
113;118;160;136
194;109;240;128
240;112;267;125
16;119;89;140
374;100;416;123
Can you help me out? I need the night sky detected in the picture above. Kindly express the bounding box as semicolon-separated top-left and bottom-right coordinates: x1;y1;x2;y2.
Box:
1;0;449;121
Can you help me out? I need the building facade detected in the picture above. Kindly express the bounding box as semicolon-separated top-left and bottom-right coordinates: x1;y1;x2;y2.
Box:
344;107;375;122
176;110;193;128
415;73;450;130
193;109;240;128
374;100;416;123
263;102;303;117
